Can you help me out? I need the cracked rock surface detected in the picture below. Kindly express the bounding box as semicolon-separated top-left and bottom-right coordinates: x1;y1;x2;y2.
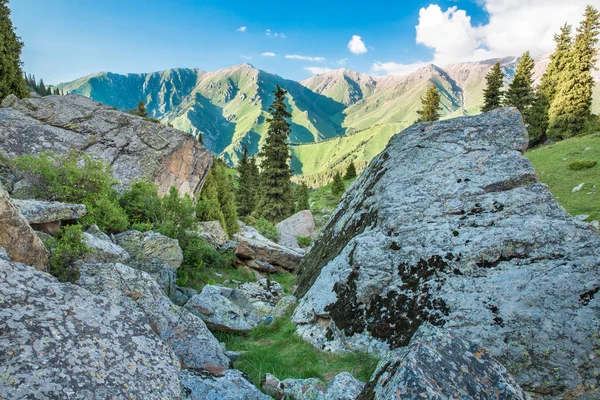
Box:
293;108;600;398
0;94;212;196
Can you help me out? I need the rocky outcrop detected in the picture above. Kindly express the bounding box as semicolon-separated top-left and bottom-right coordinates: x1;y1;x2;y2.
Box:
0;184;48;269
11;199;86;234
0;257;181;399
276;210;317;248
181;369;270;400
196;221;229;247
262;372;364;400
0;94;212;196
81;232;130;264
235;224;304;272
77;262;230;371
272;295;298;319
358;324;529;399
114;230;182;296
293;109;600;398
184;285;265;332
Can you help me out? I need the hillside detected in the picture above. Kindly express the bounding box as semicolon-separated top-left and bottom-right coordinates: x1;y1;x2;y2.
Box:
58;56;600;185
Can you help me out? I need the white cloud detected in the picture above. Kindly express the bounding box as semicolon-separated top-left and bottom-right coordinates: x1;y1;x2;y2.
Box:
371;61;429;76
237;26;247;32
348;35;368;54
285;54;326;62
261;52;276;57
373;1;591;76
337;58;349;66
305;67;334;75
266;29;286;38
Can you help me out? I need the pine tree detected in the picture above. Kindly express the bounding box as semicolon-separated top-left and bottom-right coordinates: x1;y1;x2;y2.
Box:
541;24;573;105
503;51;535;112
257;85;293;222
331;172;345;196
294;183;310;212
416;85;442;122
526;87;550;145
236;145;258;216
136;100;148;118
0;0;28;99
196;163;226;230
344;161;357;180
548;6;600;139
481;62;504;112
38;79;46;96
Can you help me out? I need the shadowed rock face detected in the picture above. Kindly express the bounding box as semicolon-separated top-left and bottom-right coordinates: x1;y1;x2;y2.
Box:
0;94;212;196
293;108;600;398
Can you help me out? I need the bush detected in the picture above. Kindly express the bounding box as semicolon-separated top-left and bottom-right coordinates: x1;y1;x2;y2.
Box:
48;225;89;283
297;236;313;248
568;160;597;170
255;217;280;242
119;180;163;225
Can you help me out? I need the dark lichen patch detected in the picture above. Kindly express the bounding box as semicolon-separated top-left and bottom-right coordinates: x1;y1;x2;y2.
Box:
580;287;600;306
486;303;505;327
482;173;537;193
325;268;366;337
356;361;397;400
477;254;525;269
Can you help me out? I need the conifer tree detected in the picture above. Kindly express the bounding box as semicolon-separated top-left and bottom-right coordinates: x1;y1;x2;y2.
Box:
481;62;504;112
548;6;600;139
257;85;293;222
503;51;535;112
344;161;357;180
136;100;148;118
331;172;345;196
294;183;310;212
416;85;442;122
236;145;259;216
38;79;46;96
0;0;28;99
541;24;573;105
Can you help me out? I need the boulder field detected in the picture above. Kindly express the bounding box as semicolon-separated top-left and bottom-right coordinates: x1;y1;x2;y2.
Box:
293;108;600;398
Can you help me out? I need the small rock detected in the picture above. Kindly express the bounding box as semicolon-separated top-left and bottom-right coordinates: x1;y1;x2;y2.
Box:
196;221;229;247
572;183;585;193
11;179;36;199
272;296;298;319
11;198;86;235
86;224;112;241
81;232;130;264
276;210;318;249
575;214;590;221
325;372;365;400
181;369;270;400
246;259;277;273
224;350;245;362
591;220;600;231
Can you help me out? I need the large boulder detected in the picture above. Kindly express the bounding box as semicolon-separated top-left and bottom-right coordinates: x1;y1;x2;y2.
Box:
293;109;600;398
0;94;212;196
77;262;230;371
196;221;229;247
80;232;130;264
276;210;317;249
262;372;364;400
0;257;181;399
11;199;86;234
114;230;183;296
234;225;304;272
0;183;48;269
181;369;271;400
358;324;529;399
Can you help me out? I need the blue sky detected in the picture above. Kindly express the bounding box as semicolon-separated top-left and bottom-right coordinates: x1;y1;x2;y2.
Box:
10;0;592;84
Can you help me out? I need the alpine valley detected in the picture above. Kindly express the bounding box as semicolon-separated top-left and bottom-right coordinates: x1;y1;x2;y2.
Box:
58;56;600;187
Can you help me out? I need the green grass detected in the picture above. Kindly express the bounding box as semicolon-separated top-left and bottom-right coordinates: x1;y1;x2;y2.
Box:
526;132;600;221
191;267;296;294
215;313;379;388
308;178;355;229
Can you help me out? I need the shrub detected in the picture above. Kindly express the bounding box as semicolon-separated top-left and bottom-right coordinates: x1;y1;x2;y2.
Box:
155;186;195;239
48;225;89;283
568;160;597;170
119;180;163;225
255;217;280;242
297;236;313;248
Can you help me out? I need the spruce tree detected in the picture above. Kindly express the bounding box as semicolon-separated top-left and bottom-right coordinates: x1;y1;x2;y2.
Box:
136;100;148;118
236;145;258;216
540;24;573;105
294;183;310;212
331;172;345;196
526;87;550;145
416;85;442;122
38;79;46;96
257;85;293;222
503;51;535;112
548;6;600;139
0;0;28;99
481;62;504;112
344;161;357;180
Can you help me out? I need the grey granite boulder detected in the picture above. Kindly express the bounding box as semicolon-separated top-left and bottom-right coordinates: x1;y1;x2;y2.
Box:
327;372;365;400
11;198;86;235
114;230;182;296
0;94;212;196
358;324;529;399
235;225;304;272
276;210;317;249
0;258;181;399
0;183;48;269
293;108;600;398
181;369;270;400
272;295;298;319
77;262;230;371
80;232;130;264
262;372;362;400
196;220;229;247
184;285;264;332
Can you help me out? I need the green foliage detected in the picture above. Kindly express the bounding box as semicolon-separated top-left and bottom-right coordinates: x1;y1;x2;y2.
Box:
0;0;28;99
331;172;345;197
526;88;551;146
416;85;442;122
12;151;128;233
297;236;313;248
504;51;535;112
255;217;280;242
130;222;153;232
540;24;573;108
48;225;89;283
294;183;310;212
481;62;504;112
568;159;597;170
215;314;379;388
343;161;357;180
236;145;260;216
198;158;239;237
128;100;148;117
548;6;600;139
257;85;294;222
24;73;52;96
119;180;164;225
155;186;196;239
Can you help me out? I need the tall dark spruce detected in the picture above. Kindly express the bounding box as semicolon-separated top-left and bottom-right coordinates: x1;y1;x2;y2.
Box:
481;62;504;112
0;0;28;99
416;85;442;123
236;145;259;216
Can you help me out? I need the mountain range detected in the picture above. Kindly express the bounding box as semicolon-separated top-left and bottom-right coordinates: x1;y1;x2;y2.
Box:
57;56;600;186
